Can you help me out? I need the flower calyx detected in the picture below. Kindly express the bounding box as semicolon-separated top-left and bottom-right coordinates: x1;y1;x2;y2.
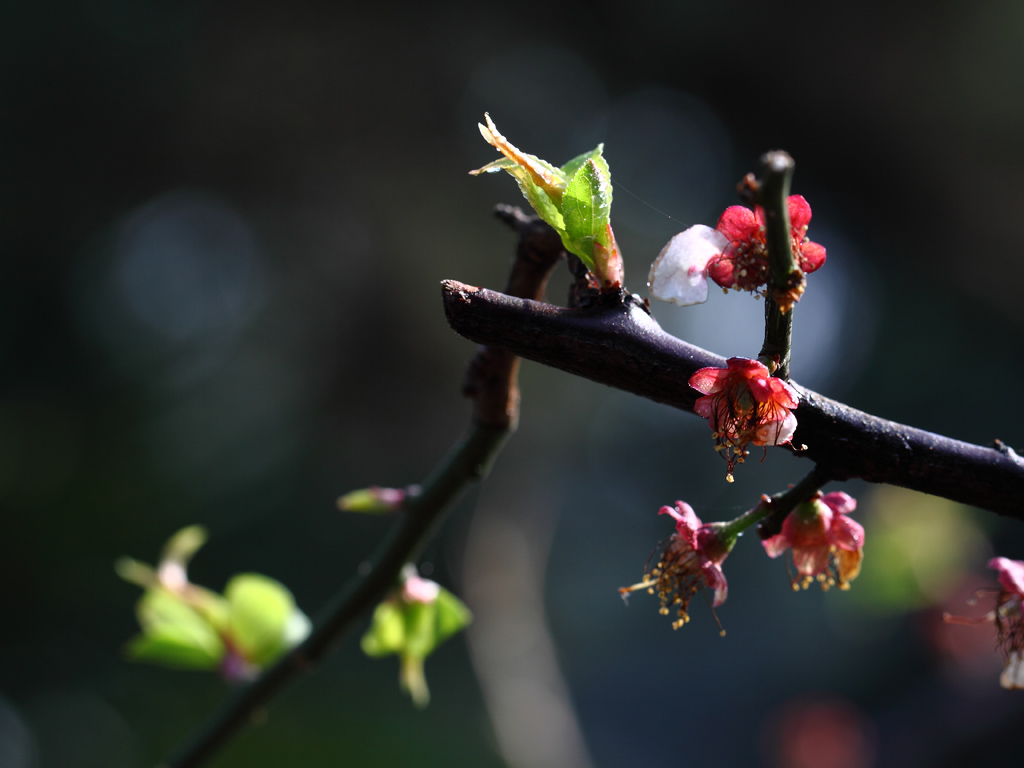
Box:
762;491;864;591
689;357;799;481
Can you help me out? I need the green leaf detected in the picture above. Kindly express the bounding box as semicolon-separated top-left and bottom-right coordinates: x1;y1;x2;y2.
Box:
361;600;406;657
561;158;613;271
403;600;439;659
492;164;565;234
115;557;156;589
434;587;472;644
400;654;430;708
224;574;297;666
126;627;223;670
161;525;208;566
130;589;225;668
560;143;605;179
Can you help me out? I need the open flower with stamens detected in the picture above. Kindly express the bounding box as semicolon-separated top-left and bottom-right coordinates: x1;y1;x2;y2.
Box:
649;195;825;306
762;491;864;590
689;357;798;481
619;501;733;631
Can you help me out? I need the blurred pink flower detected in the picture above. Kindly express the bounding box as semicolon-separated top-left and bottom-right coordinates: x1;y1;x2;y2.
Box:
989;556;1024;689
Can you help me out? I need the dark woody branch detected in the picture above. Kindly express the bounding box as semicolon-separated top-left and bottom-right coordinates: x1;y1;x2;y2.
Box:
441;280;1024;521
160;207;563;768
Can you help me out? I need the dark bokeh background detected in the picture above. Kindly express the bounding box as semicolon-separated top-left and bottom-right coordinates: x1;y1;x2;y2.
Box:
4;1;1024;766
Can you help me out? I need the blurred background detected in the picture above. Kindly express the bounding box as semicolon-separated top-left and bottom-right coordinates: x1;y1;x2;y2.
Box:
3;0;1024;766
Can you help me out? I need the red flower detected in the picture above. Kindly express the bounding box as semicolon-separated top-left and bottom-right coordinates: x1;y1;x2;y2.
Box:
689;357;799;481
649;195;825;306
762;491;864;590
708;195;825;292
619;501;732;630
989;557;1024;689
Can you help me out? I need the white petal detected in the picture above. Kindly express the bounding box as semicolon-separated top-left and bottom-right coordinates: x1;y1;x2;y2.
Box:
1000;651;1024;689
648;225;728;307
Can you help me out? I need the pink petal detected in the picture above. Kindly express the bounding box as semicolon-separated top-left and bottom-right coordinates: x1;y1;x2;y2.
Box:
782;504;832;546
990;557;1024;597
829;514;864;552
754;410;797;446
799;241;826;273
822;491;857;517
746;375;776;402
787;195;812;231
766;378;800;409
659;501;702;533
791;545;832;576
726;357;769;376
707;255;736;288
762;532;791;559
648;225;728;307
689;367;730;395
716;206;758;242
692;394;717;419
703;562;729;606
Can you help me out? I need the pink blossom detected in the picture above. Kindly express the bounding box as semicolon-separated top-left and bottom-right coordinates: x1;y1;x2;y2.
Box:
689;357;799;481
619;501;732;630
762;492;864;590
649;195;825;306
989;557;1024;689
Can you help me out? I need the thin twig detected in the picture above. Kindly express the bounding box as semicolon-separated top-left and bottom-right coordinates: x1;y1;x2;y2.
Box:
159;209;563;768
757;151;798;379
441;282;1024;520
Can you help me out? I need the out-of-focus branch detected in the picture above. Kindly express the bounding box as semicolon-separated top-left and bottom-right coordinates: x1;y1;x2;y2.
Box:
441;282;1024;521
160;207;563;768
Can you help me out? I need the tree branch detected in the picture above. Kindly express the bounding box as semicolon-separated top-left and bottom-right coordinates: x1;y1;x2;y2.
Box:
441;282;1024;521
159;208;563;768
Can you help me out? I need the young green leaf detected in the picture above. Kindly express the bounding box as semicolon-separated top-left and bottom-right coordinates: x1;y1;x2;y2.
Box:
128;588;225;669
434;587;472;644
126;626;223;670
403;600;440;659
560;144;607;180
361;600;406;657
400;654;430;708
471;114;622;287
161;525;208;566
225;574;305;667
561;158;614;271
